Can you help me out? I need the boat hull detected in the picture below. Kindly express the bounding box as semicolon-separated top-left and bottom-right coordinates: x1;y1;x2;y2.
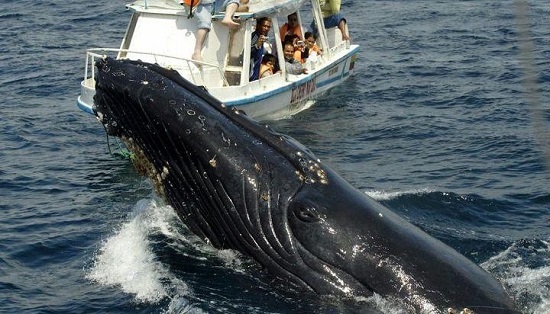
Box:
212;47;358;120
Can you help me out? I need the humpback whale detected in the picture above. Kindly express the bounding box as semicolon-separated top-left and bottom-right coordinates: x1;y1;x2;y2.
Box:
93;57;518;313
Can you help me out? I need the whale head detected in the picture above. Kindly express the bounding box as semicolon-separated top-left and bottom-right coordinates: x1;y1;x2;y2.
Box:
93;57;518;313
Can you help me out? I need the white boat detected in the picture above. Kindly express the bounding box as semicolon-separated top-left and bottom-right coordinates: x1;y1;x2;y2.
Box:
77;0;359;121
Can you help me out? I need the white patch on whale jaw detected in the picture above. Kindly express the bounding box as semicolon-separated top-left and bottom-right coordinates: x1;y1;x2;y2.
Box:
374;257;439;314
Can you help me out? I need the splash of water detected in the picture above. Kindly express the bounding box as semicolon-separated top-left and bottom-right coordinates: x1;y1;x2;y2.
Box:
482;239;550;314
86;199;189;303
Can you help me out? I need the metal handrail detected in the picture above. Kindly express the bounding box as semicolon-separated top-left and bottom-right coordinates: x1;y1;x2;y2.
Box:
83;47;229;87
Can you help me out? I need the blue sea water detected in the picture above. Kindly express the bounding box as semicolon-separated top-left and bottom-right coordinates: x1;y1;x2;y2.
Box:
0;0;549;313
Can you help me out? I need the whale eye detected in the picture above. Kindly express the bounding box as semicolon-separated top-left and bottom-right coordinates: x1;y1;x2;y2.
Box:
292;201;321;223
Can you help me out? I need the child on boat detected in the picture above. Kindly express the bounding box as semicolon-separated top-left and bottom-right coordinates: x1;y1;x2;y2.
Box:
259;53;277;78
304;31;322;56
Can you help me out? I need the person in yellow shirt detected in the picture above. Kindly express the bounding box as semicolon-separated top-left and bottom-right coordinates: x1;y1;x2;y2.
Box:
319;0;350;41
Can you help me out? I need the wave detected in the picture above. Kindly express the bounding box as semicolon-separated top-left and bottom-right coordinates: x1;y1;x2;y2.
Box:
482;239;550;314
364;188;435;201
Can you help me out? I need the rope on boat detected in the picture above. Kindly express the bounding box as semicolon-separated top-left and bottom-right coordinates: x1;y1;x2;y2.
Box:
103;126;134;161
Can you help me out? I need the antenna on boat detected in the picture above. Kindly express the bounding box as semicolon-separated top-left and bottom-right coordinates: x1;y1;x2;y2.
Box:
514;0;550;168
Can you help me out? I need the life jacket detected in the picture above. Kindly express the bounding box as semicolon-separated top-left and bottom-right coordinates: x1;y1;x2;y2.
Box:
293;49;303;63
180;0;201;8
279;24;303;41
180;0;201;18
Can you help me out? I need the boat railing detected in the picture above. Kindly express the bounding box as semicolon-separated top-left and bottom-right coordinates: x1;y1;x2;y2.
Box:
83;48;229;87
328;39;350;56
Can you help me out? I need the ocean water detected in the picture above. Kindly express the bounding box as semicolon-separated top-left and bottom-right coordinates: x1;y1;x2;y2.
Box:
1;0;549;313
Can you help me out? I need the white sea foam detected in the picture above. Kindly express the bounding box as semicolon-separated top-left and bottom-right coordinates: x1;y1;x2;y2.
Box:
481;239;550;314
364;188;434;201
86;198;243;312
352;294;411;314
87;199;189;303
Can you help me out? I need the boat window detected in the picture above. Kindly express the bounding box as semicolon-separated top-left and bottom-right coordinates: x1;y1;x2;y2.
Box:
248;17;278;82
278;12;302;41
225;25;247;86
252;17;277;50
299;3;326;53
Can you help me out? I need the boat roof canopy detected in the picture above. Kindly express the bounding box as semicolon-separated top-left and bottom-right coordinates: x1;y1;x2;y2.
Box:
127;0;309;19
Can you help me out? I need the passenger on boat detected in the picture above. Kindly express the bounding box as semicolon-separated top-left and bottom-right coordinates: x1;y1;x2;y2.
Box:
250;17;273;81
283;34;306;63
259;53;277;79
304;31;323;56
312;0;350;41
192;0;243;61
279;12;303;41
283;42;307;75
